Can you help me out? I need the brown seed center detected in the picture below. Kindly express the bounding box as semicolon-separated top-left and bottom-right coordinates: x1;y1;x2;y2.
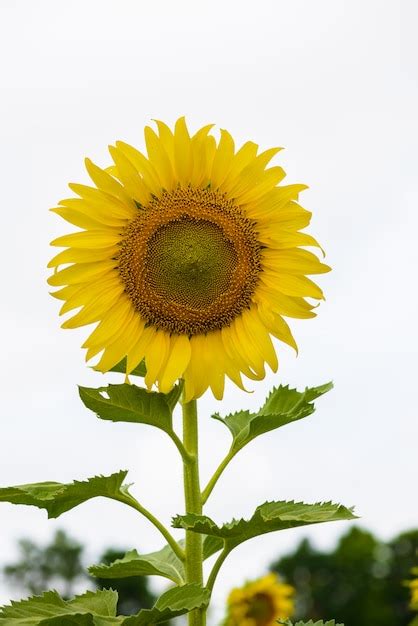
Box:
118;187;262;335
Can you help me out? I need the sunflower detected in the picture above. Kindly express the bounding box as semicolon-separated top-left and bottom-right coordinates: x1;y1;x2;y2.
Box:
224;573;294;626
48;118;330;400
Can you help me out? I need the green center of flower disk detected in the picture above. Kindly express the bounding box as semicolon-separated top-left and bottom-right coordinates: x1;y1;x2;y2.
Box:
148;219;236;308
118;187;262;335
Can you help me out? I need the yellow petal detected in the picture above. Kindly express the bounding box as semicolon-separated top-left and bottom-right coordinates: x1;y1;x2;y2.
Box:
221;325;264;381
158;334;191;394
257;229;323;253
190;124;214;187
50;207;111;230
257;307;298;352
246;186;309;220
241;308;278;372
61;291;121;328
60;277;123;315
85;158;134;205
153;119;175;164
232;315;266;378
115;141;161;196
237;167;286;205
67;185;135;219
83;298;136;349
144;330;170;389
174;116;192;184
219;141;258;192
144;126;174;190
48;245;119;268
262;249;331;275
228;147;282;197
109;145;152;205
126;325;156;373
50;230;121;249
210;129;235;189
95;315;145;372
47;261;116;286
261;272;324;299
255;287;317;319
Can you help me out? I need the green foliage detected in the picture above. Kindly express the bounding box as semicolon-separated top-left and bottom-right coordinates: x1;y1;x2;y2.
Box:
79;383;181;429
92;548;156;616
90;535;224;587
3;530;85;598
278;620;344;626
0;471;130;518
212;382;332;453
0;589;119;625
173;500;356;550
109;359;146;378
90;544;185;585
0;585;210;625
121;584;210;625
271;526;418;626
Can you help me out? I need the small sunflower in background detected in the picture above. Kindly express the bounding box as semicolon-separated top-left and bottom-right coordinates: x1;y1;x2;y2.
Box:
408;568;418;613
224;573;294;626
48;118;330;400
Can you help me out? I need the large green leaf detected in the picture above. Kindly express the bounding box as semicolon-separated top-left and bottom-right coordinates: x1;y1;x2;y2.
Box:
0;589;119;625
0;585;210;626
277;619;344;626
212;382;332;453
89;543;185;585
122;584;210;625
109;358;146;378
89;535;224;585
0;471;130;518
173;500;356;550
79;383;182;430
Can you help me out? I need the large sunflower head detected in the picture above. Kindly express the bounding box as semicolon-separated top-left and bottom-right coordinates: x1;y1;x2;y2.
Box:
224;573;295;626
48;118;330;401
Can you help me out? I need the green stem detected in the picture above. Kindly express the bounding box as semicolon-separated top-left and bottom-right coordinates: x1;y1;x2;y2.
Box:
206;545;230;593
168;429;194;464
120;493;185;562
201;448;236;505
182;396;206;626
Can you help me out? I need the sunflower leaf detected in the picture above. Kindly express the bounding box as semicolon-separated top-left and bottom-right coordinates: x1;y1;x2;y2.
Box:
89;535;224;586
110;358;147;377
173;500;356;550
89;544;186;585
277;619;344;626
0;589;120;624
0;471;130;519
212;382;333;453
78;383;182;431
121;584;210;625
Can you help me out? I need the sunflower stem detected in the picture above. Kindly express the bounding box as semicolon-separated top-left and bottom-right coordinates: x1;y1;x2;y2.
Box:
118;493;185;562
201;447;236;504
182;395;206;626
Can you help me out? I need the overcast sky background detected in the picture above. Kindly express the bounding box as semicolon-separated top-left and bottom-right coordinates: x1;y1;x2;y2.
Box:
0;0;415;619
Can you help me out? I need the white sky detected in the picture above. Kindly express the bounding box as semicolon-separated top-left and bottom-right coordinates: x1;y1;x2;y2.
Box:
0;0;416;620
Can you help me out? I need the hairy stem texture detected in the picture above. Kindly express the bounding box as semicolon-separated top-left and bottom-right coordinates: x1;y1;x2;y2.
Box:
182;396;206;626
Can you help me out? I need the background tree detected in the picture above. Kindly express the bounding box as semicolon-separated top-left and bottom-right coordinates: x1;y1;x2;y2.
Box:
271;525;418;626
3;530;84;598
2;530;156;614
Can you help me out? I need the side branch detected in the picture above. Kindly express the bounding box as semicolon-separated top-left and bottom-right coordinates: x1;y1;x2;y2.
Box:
201;448;236;505
206;545;230;592
119;493;185;562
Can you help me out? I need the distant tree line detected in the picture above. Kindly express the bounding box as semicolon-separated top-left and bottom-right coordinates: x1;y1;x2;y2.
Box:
2;526;417;624
271;526;418;626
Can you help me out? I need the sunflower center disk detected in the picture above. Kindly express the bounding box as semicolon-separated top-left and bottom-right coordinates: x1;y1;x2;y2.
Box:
148;219;237;309
118;187;262;335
